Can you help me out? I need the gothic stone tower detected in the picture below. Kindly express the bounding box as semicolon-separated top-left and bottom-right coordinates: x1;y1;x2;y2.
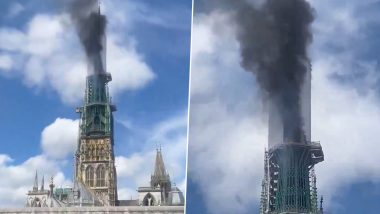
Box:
137;148;173;206
75;71;118;206
74;7;118;203
151;148;172;205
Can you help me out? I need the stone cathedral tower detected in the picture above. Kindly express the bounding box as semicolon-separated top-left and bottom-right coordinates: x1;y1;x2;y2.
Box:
75;71;118;206
74;6;117;205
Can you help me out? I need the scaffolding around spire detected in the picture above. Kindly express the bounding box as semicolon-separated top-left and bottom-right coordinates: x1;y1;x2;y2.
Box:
260;149;269;214
259;143;324;213
310;167;318;213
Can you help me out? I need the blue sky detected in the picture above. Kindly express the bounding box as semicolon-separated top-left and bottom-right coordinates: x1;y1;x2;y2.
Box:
2;0;380;213
0;0;191;207
187;0;380;213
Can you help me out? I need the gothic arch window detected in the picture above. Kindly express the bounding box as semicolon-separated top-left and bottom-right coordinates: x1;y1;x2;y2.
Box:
99;147;104;160
143;193;156;206
85;166;94;187
32;198;41;207
96;165;106;187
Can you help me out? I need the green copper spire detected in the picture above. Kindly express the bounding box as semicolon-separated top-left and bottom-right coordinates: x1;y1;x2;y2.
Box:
77;73;116;137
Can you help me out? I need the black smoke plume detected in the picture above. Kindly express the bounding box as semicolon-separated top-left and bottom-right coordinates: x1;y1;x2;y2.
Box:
232;0;314;143
68;0;106;74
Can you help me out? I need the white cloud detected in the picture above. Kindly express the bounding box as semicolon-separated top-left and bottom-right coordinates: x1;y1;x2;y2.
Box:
311;55;380;210
188;11;267;213
0;54;13;71
189;1;380;213
116;113;188;200
0;111;187;206
7;2;25;18
0;155;13;165
0;154;71;207
41;118;79;160
116;152;155;189
0;0;186;208
0;28;26;52
107;35;155;97
104;0;191;31
0;8;154;105
307;1;380;211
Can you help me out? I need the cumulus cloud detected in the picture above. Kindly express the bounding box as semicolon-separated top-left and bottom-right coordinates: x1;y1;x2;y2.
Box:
0;0;186;208
0;116;78;207
0;2;154;105
104;0;191;31
188;1;380;213
116;152;155;191
0;154;71;207
116;113;188;200
0;111;187;206
188;11;267;213
308;0;380;211
312;56;380;210
41;118;79;159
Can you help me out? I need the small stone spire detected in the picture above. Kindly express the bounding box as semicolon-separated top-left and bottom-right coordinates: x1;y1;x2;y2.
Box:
320;195;324;214
49;176;55;197
33;171;38;192
151;147;171;205
41;175;45;191
152;146;168;181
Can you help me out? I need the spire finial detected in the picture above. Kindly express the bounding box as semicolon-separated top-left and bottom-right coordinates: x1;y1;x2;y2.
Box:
33;170;38;192
156;143;162;152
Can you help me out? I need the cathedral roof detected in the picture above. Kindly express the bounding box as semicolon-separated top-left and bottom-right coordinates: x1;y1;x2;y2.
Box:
168;187;185;206
71;180;102;206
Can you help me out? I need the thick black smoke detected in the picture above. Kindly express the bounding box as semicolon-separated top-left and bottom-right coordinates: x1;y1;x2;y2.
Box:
68;0;106;74
232;0;314;142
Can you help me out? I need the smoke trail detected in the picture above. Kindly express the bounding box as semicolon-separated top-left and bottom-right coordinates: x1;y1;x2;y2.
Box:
68;0;106;74
232;0;314;142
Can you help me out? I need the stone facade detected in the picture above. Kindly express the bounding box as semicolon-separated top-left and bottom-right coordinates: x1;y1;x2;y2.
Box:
75;136;118;206
0;206;184;214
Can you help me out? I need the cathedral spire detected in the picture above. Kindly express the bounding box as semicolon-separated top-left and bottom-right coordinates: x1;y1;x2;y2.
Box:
150;147;171;205
320;196;324;214
49;176;55;197
33;171;38;192
153;147;168;180
41;175;45;191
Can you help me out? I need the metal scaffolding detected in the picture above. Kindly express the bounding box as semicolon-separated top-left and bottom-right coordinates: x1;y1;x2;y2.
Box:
260;142;324;214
